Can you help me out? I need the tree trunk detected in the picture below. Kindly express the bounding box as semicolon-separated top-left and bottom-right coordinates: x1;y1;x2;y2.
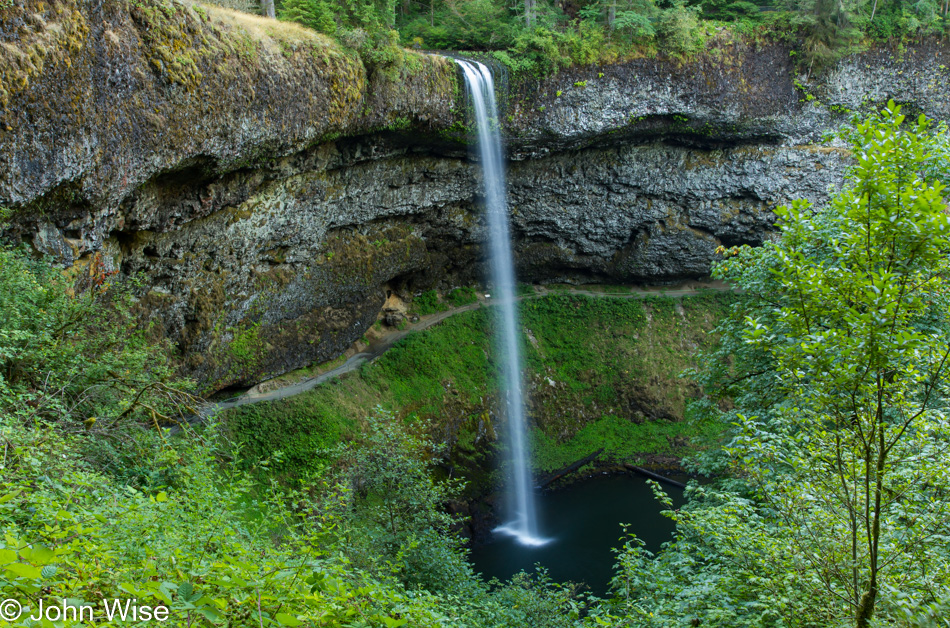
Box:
608;0;616;29
261;0;275;18
538;449;603;488
623;463;687;489
857;401;888;628
525;0;534;28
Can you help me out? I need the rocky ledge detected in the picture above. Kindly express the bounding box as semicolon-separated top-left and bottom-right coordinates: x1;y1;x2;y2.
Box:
1;0;948;391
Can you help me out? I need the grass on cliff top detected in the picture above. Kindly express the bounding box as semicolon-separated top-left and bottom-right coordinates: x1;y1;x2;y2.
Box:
222;291;737;480
197;1;336;47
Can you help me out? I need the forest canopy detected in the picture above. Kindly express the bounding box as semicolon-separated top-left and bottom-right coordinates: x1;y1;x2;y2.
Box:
244;0;950;73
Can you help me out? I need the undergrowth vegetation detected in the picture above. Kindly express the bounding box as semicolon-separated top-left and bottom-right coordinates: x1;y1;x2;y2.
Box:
602;103;950;628
0;244;585;626
0;240;725;624
224;291;734;484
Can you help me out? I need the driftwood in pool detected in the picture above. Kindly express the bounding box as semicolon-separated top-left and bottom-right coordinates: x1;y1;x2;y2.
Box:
536;448;604;488
623;463;687;489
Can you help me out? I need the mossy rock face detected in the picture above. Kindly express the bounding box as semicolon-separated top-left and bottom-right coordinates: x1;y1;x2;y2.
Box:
0;0;461;220
1;0;947;393
503;38;950;158
129;215;435;392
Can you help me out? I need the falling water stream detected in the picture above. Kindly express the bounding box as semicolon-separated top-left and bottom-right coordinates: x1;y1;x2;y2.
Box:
456;59;547;547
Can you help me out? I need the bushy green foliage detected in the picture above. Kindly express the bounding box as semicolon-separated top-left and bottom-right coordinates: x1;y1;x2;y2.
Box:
398;0;517;50
0;260;584;626
411;289;448;315
363;308;492;412
448;285;479;307
698;0;762;21
280;0;338;34
0;246;192;430
330;411;473;592
605;104;950;627
531;411;726;473
270;0;950;83
0;412;588;627
269;0;948;79
225;292;733;492
223;394;354;478
782;0;865;70
655;1;706;58
282;0;397;33
612;1;659;40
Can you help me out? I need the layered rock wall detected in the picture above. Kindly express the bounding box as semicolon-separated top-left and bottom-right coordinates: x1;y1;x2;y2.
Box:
2;0;948;390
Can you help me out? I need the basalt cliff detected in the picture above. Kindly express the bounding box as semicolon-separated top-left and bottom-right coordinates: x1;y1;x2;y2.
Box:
2;0;948;391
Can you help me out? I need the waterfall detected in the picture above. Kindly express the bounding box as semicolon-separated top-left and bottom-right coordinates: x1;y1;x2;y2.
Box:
456;59;548;547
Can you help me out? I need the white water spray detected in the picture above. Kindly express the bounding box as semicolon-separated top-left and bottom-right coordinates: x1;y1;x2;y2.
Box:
456;59;548;547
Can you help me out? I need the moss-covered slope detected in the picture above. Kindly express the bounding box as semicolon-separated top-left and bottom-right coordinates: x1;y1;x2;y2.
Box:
0;0;458;214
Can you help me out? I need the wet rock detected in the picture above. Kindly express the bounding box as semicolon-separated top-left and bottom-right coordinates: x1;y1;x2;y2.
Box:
1;0;946;391
384;312;405;327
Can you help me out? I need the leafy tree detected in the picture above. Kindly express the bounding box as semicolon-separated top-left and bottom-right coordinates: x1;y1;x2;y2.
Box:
0;246;193;431
280;0;338;34
607;103;950;626
782;0;866;71
739;103;950;626
601;0;659;39
330;410;472;592
866;0;947;38
399;0;516;50
656;1;705;58
699;0;761;21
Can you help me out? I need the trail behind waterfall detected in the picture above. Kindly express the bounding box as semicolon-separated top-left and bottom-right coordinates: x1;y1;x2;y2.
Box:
202;281;735;416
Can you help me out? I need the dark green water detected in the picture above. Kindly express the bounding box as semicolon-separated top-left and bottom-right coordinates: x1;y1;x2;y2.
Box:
468;472;685;595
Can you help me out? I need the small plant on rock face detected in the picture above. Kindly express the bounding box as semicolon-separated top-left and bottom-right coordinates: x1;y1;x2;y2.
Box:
447;286;477;307
412;289;445;315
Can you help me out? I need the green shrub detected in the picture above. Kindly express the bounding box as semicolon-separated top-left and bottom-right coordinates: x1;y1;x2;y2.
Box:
0;245;191;429
699;0;761;21
279;0;337;34
656;1;705;58
448;285;478;307
398;0;516;50
412;289;447;315
223;395;353;477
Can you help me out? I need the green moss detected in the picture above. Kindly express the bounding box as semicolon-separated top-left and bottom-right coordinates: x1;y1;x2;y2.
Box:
222;291;738;489
0;0;89;111
227;323;263;371
530;412;727;472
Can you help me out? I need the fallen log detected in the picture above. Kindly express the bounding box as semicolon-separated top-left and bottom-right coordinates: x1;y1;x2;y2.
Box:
537;448;604;489
624;463;687;489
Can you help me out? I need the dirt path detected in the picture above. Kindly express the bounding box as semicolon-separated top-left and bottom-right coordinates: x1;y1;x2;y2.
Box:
202;280;735;417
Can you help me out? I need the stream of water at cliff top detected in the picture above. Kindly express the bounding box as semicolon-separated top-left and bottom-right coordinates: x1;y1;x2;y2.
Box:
456;59;547;547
